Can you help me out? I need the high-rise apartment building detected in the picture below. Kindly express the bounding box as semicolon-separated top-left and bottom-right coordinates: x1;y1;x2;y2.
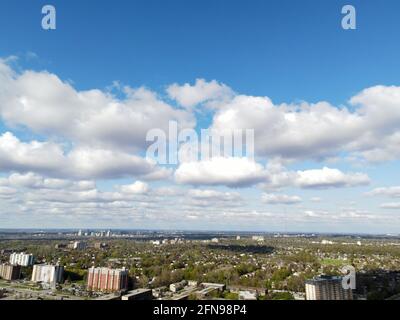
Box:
0;264;21;280
31;264;64;284
87;267;129;292
74;241;87;250
67;241;87;250
305;275;353;300
9;252;35;267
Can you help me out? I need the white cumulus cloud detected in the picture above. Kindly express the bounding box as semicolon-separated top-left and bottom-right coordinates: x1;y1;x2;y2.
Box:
175;157;268;187
262;193;302;205
167;79;234;109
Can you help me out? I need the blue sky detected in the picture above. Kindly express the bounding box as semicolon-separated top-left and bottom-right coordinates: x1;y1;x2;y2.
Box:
1;0;400;233
2;0;400;103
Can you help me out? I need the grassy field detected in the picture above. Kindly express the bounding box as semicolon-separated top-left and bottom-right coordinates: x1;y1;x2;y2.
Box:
0;279;42;290
320;258;346;266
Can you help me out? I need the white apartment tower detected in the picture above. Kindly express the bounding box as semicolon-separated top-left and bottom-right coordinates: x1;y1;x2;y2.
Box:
305;275;353;300
31;264;64;284
9;252;34;267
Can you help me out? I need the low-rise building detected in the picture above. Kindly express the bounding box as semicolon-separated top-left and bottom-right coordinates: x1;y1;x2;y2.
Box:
170;280;187;293
122;289;153;300
201;283;226;292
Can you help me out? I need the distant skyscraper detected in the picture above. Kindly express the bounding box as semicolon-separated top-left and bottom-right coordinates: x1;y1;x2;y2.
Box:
0;264;21;280
31;264;64;284
87;267;128;292
305;275;353;300
9;252;34;267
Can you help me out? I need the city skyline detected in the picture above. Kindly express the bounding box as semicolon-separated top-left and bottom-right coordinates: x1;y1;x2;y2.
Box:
1;0;400;233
